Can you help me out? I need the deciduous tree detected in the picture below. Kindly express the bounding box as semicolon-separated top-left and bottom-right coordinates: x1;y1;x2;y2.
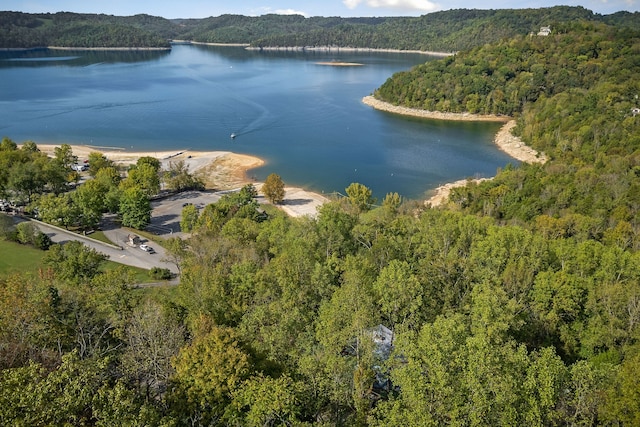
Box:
346;182;376;212
170;324;252;425
119;186;151;229
262;173;285;204
87;151;115;177
121;301;185;400
42;240;108;282
180;204;199;233
72;178;106;230
164;160;203;192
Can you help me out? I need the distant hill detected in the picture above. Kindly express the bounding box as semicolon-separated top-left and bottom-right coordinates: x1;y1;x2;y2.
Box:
176;7;640;52
1;7;639;50
0;12;172;48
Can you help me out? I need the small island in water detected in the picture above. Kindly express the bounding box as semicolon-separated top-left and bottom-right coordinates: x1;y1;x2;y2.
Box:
315;61;364;66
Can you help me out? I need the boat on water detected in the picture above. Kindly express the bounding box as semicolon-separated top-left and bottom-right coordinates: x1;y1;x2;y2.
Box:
230;133;236;139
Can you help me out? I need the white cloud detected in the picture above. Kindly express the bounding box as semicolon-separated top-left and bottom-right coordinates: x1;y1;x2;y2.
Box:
274;8;309;16
343;0;439;12
344;0;361;8
254;7;308;17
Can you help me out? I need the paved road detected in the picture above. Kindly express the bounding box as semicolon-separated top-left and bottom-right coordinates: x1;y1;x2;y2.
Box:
25;189;239;276
33;220;179;274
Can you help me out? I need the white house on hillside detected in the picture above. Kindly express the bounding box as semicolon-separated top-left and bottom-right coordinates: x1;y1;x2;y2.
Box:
538;26;551;36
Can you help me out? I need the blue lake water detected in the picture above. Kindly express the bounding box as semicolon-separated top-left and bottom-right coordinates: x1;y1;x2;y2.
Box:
0;45;515;200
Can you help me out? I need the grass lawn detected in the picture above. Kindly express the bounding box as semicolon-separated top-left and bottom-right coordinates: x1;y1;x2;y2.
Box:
101;260;157;284
0;239;167;285
0;239;46;277
87;230;116;246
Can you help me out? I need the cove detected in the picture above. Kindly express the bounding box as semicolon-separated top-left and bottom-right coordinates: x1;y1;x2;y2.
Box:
0;44;515;200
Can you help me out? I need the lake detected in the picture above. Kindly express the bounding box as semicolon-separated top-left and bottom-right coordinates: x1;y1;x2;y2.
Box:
0;44;515;200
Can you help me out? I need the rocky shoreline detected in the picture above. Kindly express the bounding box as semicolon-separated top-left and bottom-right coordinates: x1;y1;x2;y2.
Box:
245;46;453;56
361;96;548;207
48;46;171;51
362;95;547;163
362;95;510;122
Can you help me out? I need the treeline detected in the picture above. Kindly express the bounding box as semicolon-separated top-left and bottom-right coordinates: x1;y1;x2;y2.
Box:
2;7;640;50
0;11;171;48
375;23;640;248
375;21;640;115
249;6;597;51
0;139;203;231
1;180;639;424
175;7;640;52
169;6;640;52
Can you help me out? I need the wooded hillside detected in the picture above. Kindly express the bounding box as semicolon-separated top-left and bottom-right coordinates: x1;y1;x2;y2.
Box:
0;12;172;48
1;8;640;427
375;22;640;249
1;7;639;50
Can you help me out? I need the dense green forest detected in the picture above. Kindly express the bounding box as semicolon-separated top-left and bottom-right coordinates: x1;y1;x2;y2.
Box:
246;7;635;52
2;8;640;427
0;11;172;48
2;159;640;425
375;22;640;250
1;7;639;50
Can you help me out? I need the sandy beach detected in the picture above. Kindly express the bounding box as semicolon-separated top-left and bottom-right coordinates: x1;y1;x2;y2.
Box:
362;95;510;122
35;144;259;189
362;96;547;163
31;98;544;214
361;96;548;207
33;144;328;217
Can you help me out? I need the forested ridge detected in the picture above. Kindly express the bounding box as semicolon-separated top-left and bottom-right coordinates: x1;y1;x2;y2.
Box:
1;7;639;50
2;8;640;427
0;11;173;48
376;22;640;248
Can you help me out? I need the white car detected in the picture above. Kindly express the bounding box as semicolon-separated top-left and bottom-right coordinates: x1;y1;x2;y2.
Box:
139;244;155;253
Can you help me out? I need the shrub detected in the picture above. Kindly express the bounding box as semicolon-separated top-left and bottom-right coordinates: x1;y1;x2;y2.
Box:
34;232;52;250
149;267;172;280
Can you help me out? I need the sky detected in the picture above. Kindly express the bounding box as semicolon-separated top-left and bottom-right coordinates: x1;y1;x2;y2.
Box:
2;0;638;19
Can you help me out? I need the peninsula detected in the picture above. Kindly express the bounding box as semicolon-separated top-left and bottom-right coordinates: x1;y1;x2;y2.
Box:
35;144;328;217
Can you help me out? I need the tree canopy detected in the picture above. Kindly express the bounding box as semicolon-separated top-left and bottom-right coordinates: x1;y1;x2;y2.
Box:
1;10;640;427
2;7;639;51
262;173;285;204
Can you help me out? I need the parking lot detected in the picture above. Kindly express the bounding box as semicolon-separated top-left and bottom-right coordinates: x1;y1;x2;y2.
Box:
146;190;226;237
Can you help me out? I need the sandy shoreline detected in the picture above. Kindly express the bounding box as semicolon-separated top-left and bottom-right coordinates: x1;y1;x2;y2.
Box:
362;96;547;164
246;46;453;56
362;95;510;123
316;61;364;66
35;144;263;189
32;144;328;217
361;96;548;207
492;120;548;164
48;46;171;51
30;97;545;214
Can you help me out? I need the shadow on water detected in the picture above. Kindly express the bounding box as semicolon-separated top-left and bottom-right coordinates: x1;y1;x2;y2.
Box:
0;48;169;68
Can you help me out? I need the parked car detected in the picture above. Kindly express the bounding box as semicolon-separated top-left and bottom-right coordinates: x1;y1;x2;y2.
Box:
139;244;155;254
